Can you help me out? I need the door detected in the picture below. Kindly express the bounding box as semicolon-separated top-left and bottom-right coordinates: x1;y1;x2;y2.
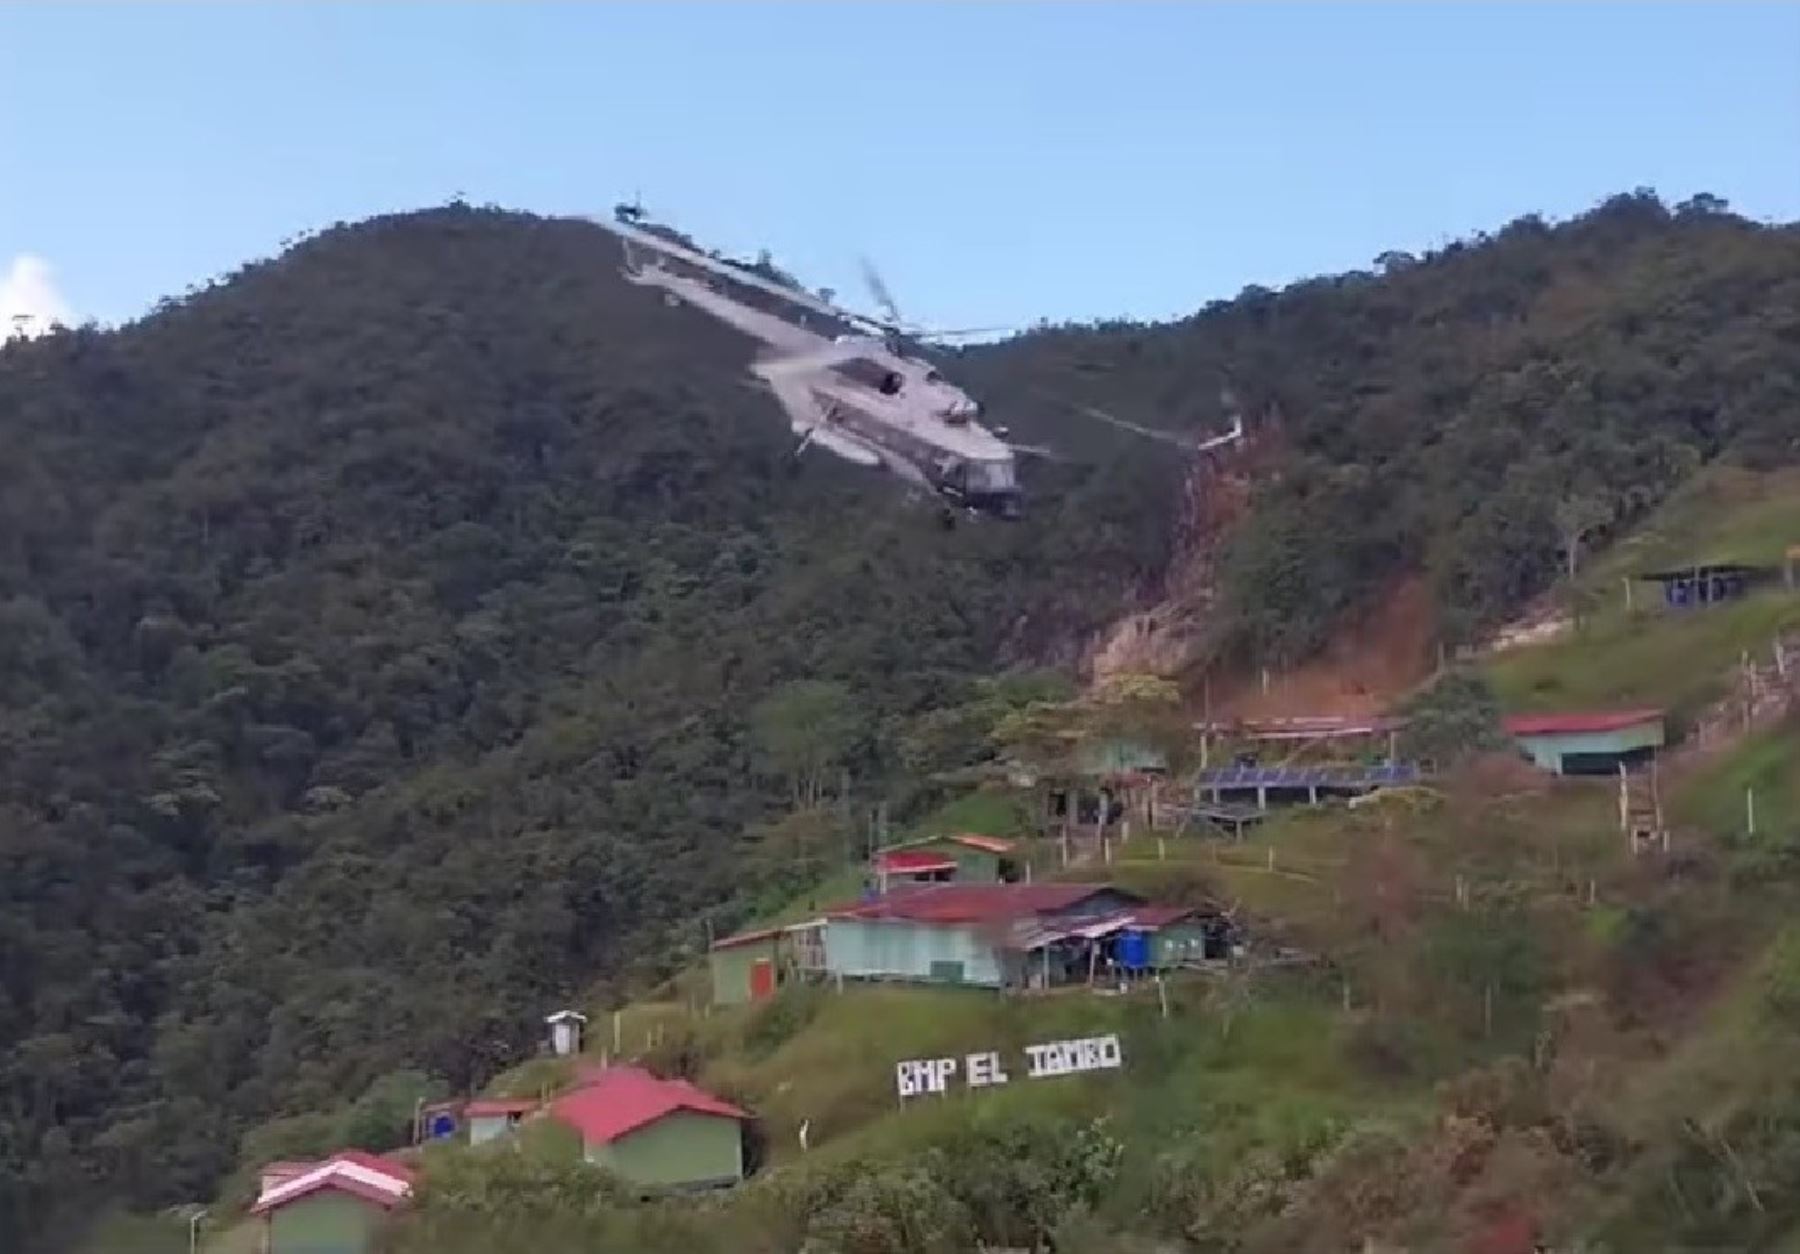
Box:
749;958;776;1000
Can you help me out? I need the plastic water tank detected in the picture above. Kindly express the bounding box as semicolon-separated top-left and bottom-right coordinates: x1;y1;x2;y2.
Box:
1118;929;1151;971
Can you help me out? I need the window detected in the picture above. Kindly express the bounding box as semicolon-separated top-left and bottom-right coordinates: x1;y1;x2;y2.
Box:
963;460;1016;493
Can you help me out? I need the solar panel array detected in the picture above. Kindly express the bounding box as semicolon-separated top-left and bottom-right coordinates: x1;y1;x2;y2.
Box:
1194;763;1424;790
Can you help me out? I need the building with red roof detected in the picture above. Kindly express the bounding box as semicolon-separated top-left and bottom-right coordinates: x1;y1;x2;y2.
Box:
871;832;1020;890
548;1065;749;1192
821;882;1146;989
1502;708;1665;775
250;1149;414;1254
464;1096;543;1146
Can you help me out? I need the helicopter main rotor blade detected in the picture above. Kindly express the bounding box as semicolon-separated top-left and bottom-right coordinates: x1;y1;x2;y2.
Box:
859;255;904;328
1036;391;1247;454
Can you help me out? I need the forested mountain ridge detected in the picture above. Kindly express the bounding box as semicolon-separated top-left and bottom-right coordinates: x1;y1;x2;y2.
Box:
0;206;1173;1248
967;190;1800;671
0;192;1796;1250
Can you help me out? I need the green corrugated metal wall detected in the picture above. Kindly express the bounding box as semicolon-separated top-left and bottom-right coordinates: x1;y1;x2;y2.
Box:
269;1192;383;1254
586;1110;744;1191
824;918;1004;986
1513;722;1664;773
709;935;781;1006
1152;922;1213;966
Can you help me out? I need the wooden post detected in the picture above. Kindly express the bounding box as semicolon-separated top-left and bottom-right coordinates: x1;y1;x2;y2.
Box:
1156;973;1169;1020
1743;649;1754;734
1624;576;1633;612
1266;846;1275;873
1158;836;1167;861
613;1011;622;1055
1617;763;1630;847
1748;787;1757;837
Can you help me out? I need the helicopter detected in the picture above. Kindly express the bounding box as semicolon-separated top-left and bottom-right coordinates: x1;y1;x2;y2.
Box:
596;203;1243;520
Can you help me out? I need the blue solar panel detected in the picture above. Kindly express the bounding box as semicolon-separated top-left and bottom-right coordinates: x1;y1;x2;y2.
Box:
1195;761;1427;793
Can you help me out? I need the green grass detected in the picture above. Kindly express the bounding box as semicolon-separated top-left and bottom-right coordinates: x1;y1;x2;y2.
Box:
907;788;1035;839
1672;723;1800;840
1587;465;1800;581
1487;589;1800;723
1488;465;1800;723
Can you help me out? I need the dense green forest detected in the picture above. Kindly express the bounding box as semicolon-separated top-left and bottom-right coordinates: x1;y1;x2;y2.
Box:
0;191;1796;1250
967;188;1800;659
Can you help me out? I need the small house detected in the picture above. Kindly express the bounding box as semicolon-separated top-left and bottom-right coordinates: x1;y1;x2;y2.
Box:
465;1097;542;1146
708;921;827;1006
821;882;1145;989
1503;709;1665;776
548;1065;749;1192
1127;905;1236;968
250;1150;414;1254
258;1161;318;1198
872;832;1019;889
1639;562;1777;610
1009;902;1238;988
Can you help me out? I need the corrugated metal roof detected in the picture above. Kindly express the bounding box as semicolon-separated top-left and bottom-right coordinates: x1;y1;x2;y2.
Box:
947;833;1015;854
1006;904;1205;950
250;1150;414;1216
549;1065;746;1146
464;1098;541;1118
710;925;786;952
827;883;1130;925
877;850;958;874
1503;709;1664;736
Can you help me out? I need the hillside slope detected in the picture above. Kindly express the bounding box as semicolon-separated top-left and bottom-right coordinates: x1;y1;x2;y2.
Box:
2;191;1797;1250
966;190;1800;678
0;206;1170;1249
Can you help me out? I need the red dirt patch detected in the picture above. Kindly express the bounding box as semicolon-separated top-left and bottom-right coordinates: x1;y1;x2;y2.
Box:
1199;576;1439;720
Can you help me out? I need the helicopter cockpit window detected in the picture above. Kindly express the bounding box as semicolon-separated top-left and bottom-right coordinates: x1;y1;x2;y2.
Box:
925;369;943;384
878;372;903;396
964;459;1017;493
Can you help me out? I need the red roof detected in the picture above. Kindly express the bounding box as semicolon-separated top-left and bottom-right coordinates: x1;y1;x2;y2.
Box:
549;1066;747;1146
877;849;957;874
250;1150;414;1216
710;925;787;952
463;1098;541;1118
947;833;1014;855
1502;708;1663;736
1127;905;1202;928
828;883;1132;925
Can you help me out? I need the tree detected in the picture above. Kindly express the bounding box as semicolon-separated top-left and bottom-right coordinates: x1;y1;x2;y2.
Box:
1397;669;1507;766
750;679;862;807
1553;494;1612;581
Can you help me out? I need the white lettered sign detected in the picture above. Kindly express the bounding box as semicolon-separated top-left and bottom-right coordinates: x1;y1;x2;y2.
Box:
895;1034;1121;1100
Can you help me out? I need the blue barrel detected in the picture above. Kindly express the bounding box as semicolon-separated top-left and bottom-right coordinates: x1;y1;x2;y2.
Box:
1117;929;1151;971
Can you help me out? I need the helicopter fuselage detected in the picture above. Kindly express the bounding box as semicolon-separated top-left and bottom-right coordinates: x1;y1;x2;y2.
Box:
601;213;1025;519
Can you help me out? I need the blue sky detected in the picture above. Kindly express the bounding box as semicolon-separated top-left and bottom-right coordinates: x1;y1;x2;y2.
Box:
2;2;1797;333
